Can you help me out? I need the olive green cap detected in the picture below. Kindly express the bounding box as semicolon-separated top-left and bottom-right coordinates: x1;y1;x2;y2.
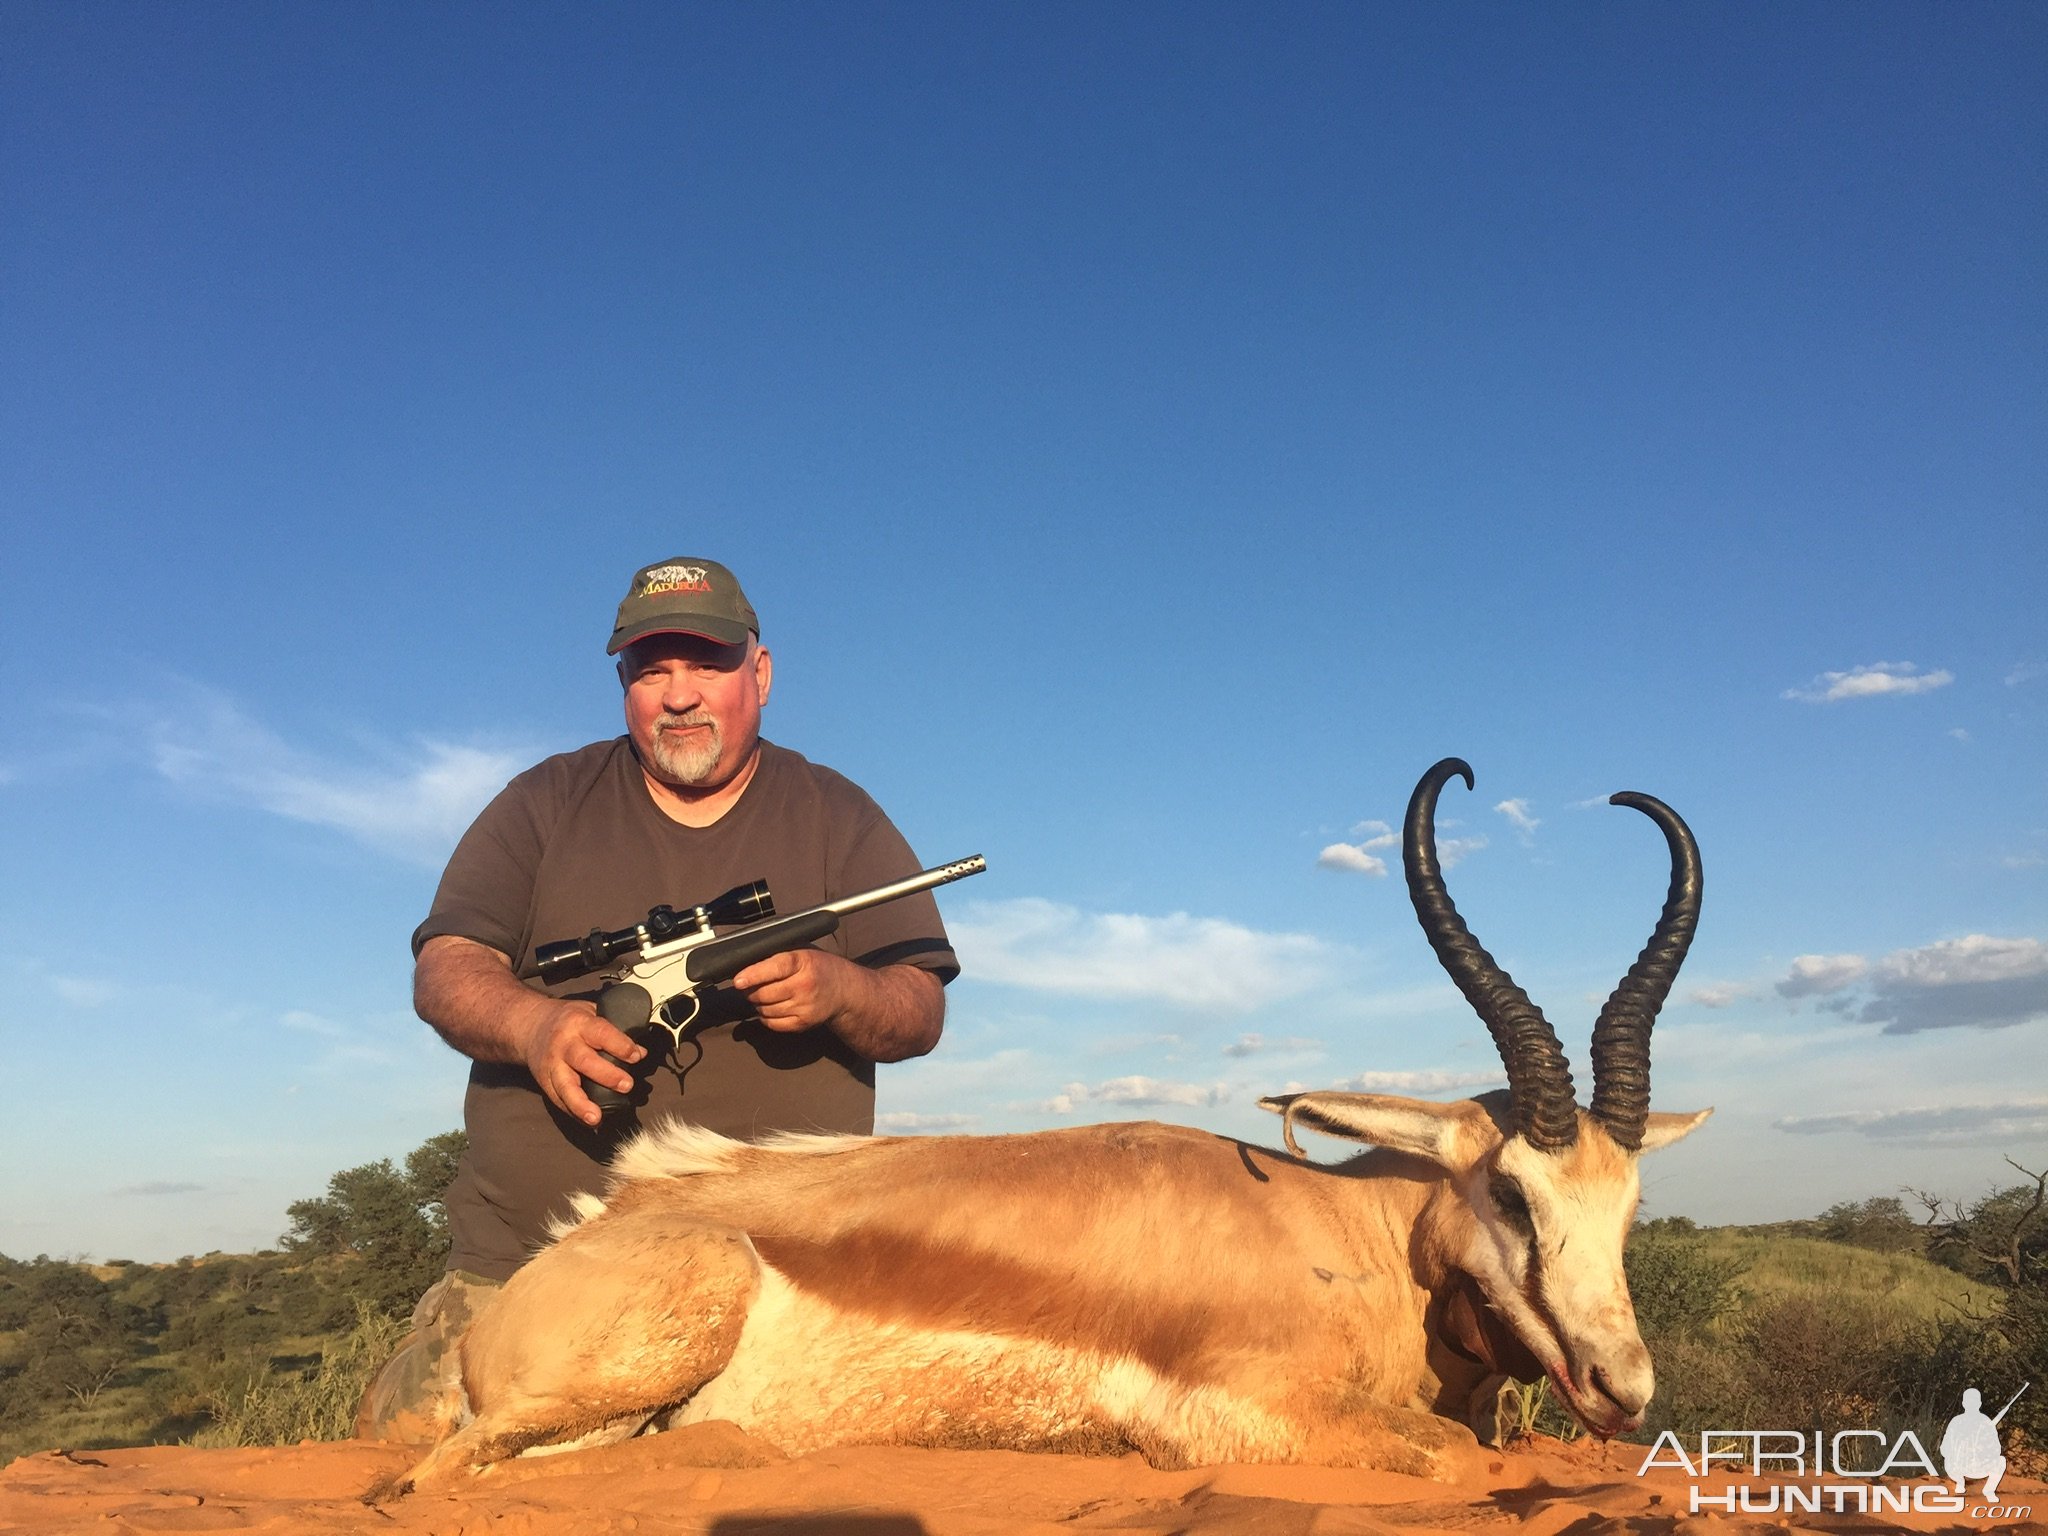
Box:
607;557;759;654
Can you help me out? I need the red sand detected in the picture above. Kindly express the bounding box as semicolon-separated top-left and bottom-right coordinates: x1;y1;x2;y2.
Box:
3;1426;2042;1536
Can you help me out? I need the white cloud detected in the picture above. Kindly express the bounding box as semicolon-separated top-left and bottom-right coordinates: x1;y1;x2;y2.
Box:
50;974;122;1009
875;1111;978;1132
280;1009;348;1038
1782;661;1953;703
1949;727;1971;743
1334;1068;1505;1094
1317;842;1387;876
882;1047;1053;1123
1875;934;2046;988
1221;1033;1322;1058
2006;661;2047;688
1647;1018;1872;1070
1772;935;2047;1033
1687;982;1753;1009
1495;799;1540;839
1859;935;2048;1034
1046;1076;1235;1113
1775;1099;2048;1144
1437;835;1487;870
111;1182;206;1198
135;682;532;866
1086;1031;1185;1058
949;898;1329;1011
1776;953;1869;998
1347;820;1396;847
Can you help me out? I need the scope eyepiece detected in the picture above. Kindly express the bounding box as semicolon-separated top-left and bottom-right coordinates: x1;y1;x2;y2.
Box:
534;926;637;984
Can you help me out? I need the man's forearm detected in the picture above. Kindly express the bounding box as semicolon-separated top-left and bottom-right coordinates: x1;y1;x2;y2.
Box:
416;935;648;1125
414;935;557;1065
829;962;947;1062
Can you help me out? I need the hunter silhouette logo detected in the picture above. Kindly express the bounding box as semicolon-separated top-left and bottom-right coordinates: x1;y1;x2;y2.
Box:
639;563;712;597
1942;1383;2027;1503
1639;1382;2034;1519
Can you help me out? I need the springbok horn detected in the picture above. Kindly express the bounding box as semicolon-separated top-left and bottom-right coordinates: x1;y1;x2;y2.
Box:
1404;759;1579;1151
1587;791;1702;1151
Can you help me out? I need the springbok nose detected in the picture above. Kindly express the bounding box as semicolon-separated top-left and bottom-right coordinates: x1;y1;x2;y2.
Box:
1590;1363;1649;1420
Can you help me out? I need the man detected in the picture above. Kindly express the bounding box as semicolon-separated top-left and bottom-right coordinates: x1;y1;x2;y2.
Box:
358;557;957;1441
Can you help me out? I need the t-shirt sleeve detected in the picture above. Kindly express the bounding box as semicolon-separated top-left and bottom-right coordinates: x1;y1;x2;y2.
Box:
411;767;555;962
835;804;962;984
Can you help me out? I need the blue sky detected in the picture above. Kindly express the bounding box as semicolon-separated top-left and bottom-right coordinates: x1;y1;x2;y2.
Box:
2;3;2042;1262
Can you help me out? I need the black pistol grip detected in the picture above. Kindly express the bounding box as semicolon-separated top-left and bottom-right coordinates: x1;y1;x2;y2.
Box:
583;981;654;1113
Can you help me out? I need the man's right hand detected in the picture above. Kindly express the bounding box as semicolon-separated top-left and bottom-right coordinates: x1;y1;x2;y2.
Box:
515;993;647;1127
414;934;648;1127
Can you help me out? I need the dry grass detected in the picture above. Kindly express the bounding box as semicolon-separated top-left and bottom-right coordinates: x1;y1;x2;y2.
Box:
195;1304;406;1448
1683;1230;2000;1320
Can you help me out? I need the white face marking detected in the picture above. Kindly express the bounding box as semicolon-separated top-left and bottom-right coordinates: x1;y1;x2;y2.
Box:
1459;1126;1653;1435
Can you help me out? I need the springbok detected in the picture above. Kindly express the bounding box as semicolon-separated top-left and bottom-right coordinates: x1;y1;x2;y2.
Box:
397;757;1709;1492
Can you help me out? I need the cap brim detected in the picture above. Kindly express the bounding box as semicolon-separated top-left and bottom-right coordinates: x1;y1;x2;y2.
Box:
608;616;754;654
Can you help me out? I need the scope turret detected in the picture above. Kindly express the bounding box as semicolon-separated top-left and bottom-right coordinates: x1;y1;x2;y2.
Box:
533;879;776;984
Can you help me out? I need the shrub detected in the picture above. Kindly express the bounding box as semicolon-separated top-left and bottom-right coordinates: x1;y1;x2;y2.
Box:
197;1301;408;1447
1816;1196;1924;1255
1734;1292;1931;1433
1626;1231;1747;1341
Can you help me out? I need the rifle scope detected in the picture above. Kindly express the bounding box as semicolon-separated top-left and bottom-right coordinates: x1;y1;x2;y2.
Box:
533;879;775;984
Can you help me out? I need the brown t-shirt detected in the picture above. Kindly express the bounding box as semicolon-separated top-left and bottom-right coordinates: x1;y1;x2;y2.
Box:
416;737;958;1279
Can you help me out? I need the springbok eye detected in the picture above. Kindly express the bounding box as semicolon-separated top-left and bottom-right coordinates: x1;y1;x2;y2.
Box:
1488;1174;1534;1234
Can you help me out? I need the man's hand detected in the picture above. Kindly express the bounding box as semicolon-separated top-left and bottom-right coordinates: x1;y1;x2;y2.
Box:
730;950;945;1062
732;948;859;1033
515;993;648;1127
415;934;648;1127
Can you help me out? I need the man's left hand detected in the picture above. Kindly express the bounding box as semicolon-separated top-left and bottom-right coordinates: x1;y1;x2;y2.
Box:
730;950;945;1061
731;948;860;1033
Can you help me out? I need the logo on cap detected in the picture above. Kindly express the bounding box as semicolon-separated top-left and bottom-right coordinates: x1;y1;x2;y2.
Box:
638;563;713;598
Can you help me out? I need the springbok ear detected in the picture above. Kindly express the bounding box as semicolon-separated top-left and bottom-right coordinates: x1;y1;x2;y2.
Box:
1639;1107;1712;1151
1258;1092;1496;1172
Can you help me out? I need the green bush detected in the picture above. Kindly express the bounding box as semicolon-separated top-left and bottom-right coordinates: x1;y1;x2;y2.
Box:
1732;1292;1931;1433
0;1258;148;1424
196;1301;408;1447
1816;1196;1924;1255
0;1129;461;1459
1626;1229;1748;1341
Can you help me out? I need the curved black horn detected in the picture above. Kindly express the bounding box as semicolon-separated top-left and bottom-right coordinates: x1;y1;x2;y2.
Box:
1587;791;1702;1151
1404;758;1578;1150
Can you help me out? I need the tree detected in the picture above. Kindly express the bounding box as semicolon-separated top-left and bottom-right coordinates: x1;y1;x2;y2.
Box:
0;1258;144;1417
282;1130;466;1318
1911;1161;2048;1287
1816;1196;1923;1254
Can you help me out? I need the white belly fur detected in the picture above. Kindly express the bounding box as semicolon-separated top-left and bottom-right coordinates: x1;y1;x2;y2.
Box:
674;1262;1299;1464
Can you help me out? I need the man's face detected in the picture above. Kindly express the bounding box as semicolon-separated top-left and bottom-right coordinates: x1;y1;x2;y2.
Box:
619;633;773;790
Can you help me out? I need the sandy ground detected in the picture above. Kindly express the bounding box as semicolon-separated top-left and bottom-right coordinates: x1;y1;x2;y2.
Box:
3;1426;2043;1536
